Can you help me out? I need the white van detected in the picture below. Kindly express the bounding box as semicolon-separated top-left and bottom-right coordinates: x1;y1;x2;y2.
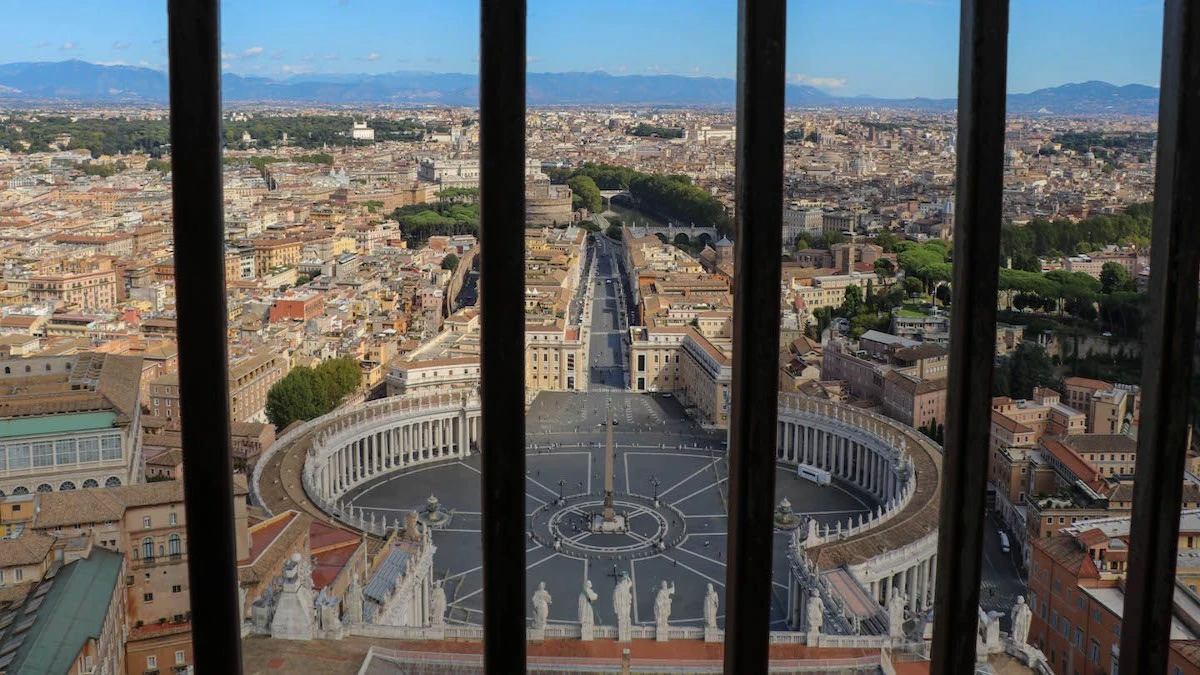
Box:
999;531;1011;553
796;464;832;486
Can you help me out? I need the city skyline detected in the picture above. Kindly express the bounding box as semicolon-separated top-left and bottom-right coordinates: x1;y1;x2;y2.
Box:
0;0;1165;99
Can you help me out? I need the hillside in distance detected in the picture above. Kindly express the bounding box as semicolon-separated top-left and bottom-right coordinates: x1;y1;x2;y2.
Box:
0;60;1161;115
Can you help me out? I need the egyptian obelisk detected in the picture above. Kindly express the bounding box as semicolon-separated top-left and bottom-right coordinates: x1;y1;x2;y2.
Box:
603;401;615;521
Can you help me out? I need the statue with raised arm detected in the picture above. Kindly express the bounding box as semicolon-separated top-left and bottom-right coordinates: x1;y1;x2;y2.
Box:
430;580;447;628
531;581;552;629
703;583;719;629
578;579;598;629
806;594;824;635
653;580;676;629
1010;595;1032;648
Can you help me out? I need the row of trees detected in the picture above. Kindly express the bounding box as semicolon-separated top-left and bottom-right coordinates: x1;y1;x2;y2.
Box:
265;358;362;429
390;202;480;248
0;116;172;157
1000;204;1153;270
627;123;683;138
567;175;603;213
547;163;732;235
223;115;424;149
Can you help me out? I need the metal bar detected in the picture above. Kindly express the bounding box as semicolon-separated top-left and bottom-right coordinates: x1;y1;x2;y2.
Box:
1120;0;1200;671
166;1;243;672
478;0;527;671
723;0;786;671
929;1;1009;672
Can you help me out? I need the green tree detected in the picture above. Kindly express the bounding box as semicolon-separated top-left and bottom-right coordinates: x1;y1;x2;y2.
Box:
605;223;623;241
1099;262;1136;294
316;358;362;399
934;284;951;307
1002;342;1057;399
568;175;603;213
442;253;460;272
841;285;863;317
903;277;924;298
266;367;333;429
873;258;896;281
673;233;691;249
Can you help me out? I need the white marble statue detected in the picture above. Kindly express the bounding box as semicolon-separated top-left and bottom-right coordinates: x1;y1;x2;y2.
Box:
345;572;364;625
806;594;824;635
531;581;552;629
613;573;633;635
1010;595;1032;648
430;580;447;628
887;588;906;638
578;579;598;629
654;580;676;629
703;583;719;629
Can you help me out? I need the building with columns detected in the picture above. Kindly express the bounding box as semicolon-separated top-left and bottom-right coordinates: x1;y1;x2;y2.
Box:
780;394;942;639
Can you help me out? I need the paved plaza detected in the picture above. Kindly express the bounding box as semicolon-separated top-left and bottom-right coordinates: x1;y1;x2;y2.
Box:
342;391;876;630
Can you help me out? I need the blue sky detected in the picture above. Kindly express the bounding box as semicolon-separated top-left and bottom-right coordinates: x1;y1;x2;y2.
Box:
0;0;1165;98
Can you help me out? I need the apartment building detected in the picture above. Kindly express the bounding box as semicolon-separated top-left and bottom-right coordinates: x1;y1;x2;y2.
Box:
27;261;119;309
1063;376;1141;435
148;351;287;424
1030;513;1200;675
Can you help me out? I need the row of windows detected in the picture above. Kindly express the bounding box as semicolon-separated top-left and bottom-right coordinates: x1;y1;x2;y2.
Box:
0;434;121;472
144;650;187;669
138;533;183;559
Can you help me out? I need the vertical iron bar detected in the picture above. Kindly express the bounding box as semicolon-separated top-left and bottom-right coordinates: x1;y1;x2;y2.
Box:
724;0;786;672
1120;0;1200;671
479;0;526;671
930;1;1009;672
166;1;243;672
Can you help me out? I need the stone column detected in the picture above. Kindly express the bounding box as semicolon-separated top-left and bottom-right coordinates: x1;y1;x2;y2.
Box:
908;567;918;612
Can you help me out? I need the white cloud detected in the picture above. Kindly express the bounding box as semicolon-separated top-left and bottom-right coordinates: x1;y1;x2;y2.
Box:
32;41;48;49
281;64;314;75
301;53;315;62
788;72;847;89
95;60;126;66
112;41;130;50
241;46;264;58
361;52;380;62
139;60;150;67
323;53;341;61
59;41;76;51
526;55;542;64
692;66;702;74
645;64;662;73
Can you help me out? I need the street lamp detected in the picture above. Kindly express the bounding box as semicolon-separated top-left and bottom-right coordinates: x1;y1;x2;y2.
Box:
558;479;567;505
650;476;661;506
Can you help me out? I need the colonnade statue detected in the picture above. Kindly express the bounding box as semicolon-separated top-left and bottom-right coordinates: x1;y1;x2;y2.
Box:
653;580;675;630
1011;595;1032;648
578;579;598;629
703;583;718;629
531;581;552;629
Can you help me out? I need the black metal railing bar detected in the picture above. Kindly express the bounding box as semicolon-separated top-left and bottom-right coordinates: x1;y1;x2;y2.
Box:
723;0;787;672
1120;0;1200;671
478;0;529;671
930;0;1009;672
166;0;244;672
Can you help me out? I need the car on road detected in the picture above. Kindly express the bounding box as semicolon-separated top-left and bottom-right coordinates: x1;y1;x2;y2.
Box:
661;393;673;398
999;530;1010;553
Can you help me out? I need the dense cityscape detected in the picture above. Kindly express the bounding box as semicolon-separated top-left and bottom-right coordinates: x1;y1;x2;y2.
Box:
0;2;1189;671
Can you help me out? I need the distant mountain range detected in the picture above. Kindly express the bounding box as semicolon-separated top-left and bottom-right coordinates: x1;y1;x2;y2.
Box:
0;60;1161;115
